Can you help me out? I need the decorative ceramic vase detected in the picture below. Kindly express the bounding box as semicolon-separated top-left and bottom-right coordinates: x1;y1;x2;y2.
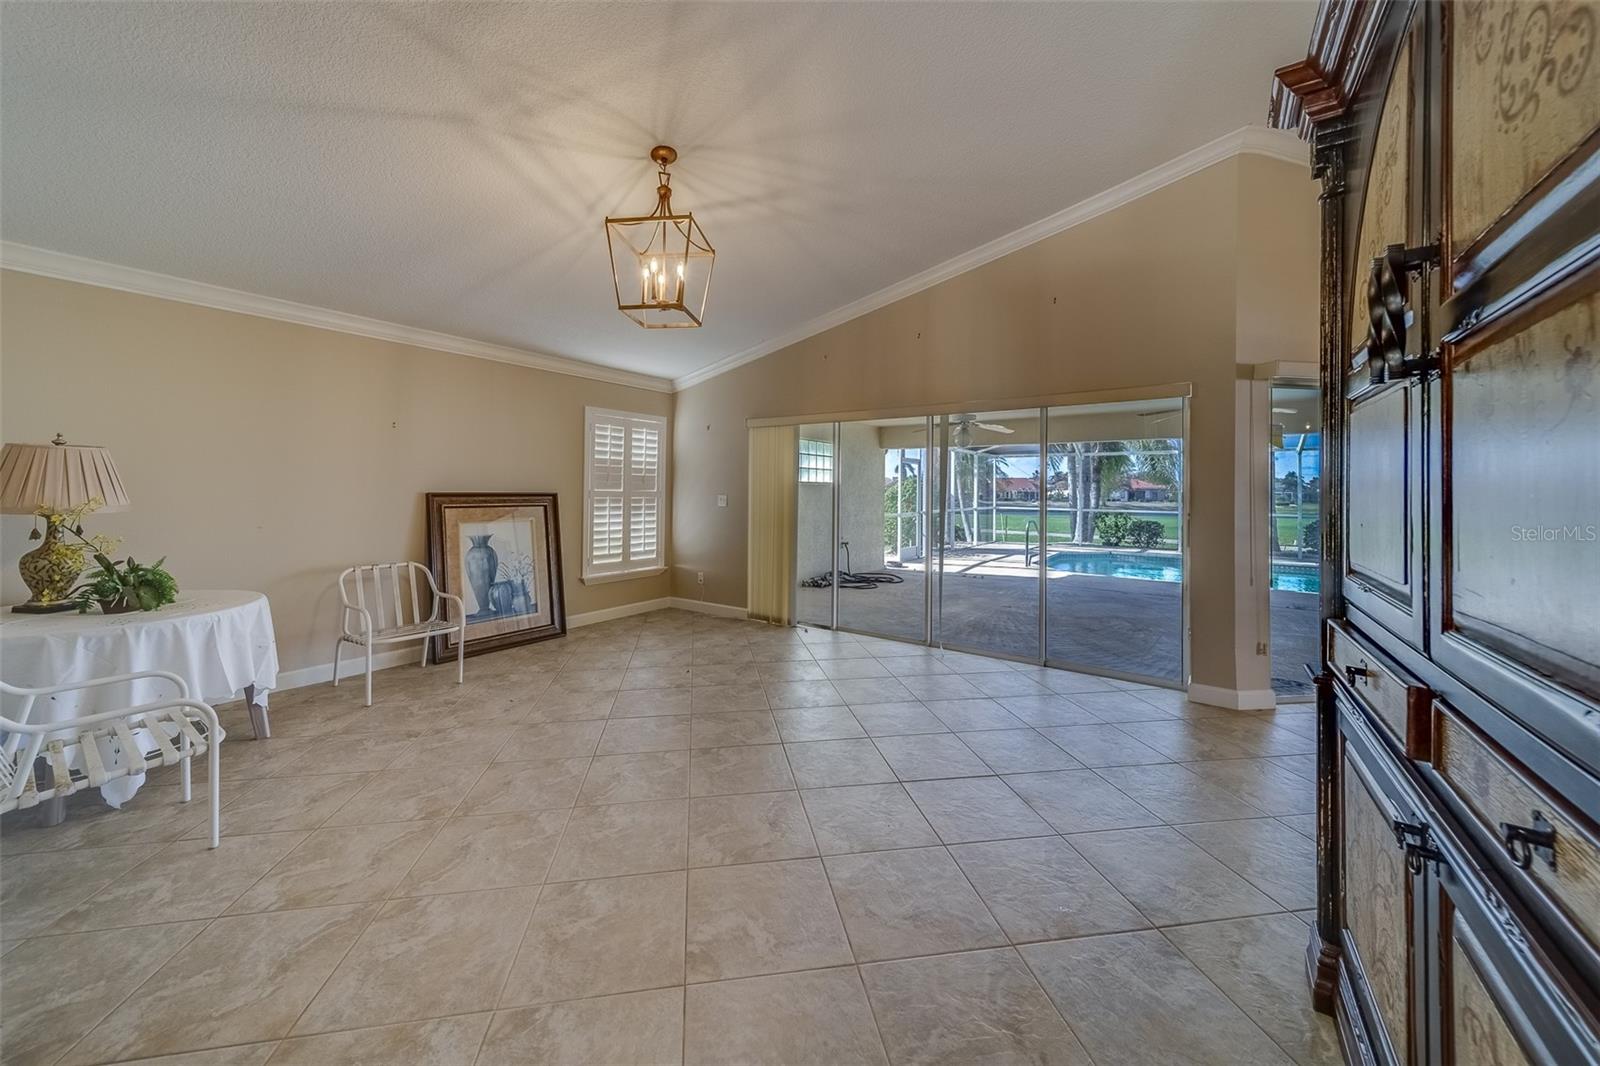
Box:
488;580;518;617
17;517;86;610
464;534;498;615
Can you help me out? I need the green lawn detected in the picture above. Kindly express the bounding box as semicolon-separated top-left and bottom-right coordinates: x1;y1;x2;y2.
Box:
986;510;1180;548
937;505;1317;552
982;507;1317;549
1274;506;1317;550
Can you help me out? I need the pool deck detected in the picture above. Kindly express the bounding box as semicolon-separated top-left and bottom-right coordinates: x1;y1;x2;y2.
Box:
797;545;1318;698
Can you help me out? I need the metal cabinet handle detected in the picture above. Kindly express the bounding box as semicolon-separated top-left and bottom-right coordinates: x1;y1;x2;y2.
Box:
1500;812;1557;871
1366;241;1440;385
1345;664;1370;687
1391;818;1443;876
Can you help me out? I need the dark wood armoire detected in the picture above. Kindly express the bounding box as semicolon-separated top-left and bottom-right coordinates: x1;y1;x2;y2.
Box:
1271;2;1599;1064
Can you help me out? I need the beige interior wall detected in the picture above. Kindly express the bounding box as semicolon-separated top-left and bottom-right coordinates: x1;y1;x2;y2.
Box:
1233;156;1322;696
0;270;673;674
672;153;1318;697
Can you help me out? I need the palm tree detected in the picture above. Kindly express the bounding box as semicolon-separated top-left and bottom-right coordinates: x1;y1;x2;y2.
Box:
1047;438;1180;545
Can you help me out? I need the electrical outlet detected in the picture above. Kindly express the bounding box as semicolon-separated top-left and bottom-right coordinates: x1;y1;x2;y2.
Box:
1256;642;1268;656
697;571;705;585
716;494;728;508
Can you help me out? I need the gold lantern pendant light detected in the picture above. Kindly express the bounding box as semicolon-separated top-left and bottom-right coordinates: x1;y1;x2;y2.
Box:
605;145;715;328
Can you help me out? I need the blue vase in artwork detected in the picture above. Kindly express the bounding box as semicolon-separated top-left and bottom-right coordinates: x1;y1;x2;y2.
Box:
488;580;519;617
465;534;499;618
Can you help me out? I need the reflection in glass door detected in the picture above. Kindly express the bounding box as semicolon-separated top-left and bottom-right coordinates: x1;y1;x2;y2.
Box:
935;410;1043;660
835;417;931;643
794;422;836;628
1269;384;1321;699
785;399;1191;686
1044;399;1186;683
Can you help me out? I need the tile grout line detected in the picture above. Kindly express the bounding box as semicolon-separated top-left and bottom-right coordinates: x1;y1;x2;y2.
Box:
1155;923;1309;1065
482;639;623;1044
44;915;212;1066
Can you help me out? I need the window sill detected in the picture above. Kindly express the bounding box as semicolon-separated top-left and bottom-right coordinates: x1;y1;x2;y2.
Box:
581;566;668;586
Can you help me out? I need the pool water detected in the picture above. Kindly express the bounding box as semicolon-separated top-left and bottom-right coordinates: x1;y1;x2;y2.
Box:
1046;550;1320;593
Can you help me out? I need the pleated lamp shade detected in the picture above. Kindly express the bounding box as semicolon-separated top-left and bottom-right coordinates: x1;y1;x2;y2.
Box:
0;436;130;515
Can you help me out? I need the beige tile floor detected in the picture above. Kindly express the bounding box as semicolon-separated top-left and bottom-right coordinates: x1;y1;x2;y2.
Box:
0;609;1341;1066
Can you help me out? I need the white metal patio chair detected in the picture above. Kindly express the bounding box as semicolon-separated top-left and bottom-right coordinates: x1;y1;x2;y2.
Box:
1;671;224;847
334;562;466;706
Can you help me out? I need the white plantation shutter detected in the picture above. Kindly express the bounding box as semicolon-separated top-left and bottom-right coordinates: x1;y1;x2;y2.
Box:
591;422;625;492
629;424;660;488
591;495;625;565
630;495;659;559
585;408;667;579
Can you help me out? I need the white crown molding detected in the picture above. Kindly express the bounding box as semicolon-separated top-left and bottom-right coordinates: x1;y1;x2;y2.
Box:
672;124;1308;391
0;242;676;394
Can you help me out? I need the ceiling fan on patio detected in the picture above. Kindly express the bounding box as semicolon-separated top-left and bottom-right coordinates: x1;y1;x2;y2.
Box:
950;414;1015;448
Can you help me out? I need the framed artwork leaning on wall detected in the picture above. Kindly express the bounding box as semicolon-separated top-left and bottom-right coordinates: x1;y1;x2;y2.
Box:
426;492;566;658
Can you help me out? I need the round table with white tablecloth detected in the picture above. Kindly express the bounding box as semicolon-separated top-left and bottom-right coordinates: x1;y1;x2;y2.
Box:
0;590;279;805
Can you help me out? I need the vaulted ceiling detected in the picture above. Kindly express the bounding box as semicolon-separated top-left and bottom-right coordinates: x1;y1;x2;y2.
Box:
1;2;1311;385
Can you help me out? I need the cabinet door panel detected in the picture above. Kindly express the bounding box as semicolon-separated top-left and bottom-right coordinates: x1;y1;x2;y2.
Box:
1448;288;1600;696
1447;916;1536;1066
1346;377;1425;647
1348;386;1413;593
1448;1;1600;254
1344;743;1415;1062
1433;826;1600;1066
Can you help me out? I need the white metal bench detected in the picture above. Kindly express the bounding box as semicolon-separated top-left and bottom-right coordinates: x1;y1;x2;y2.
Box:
1;671;223;847
334;562;465;706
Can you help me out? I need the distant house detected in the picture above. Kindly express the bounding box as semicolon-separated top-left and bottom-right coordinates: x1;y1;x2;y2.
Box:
1125;478;1172;502
994;477;1040;502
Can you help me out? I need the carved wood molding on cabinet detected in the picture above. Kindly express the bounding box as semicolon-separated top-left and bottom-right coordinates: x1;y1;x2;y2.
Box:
1270;0;1397;135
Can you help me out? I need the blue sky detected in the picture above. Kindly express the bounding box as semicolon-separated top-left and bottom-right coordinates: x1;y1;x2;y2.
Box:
1273;433;1322;481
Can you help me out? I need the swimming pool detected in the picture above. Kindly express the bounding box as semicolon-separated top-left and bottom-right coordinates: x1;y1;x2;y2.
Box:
1045;550;1320;593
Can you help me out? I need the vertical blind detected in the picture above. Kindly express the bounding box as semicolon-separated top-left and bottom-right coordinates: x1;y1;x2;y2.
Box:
747;424;798;624
585;408;666;579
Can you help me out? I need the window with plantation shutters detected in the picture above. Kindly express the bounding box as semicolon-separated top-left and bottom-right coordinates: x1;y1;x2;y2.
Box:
584;408;667;581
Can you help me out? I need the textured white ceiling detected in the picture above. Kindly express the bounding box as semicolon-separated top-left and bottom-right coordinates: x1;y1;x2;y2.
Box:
1;1;1312;382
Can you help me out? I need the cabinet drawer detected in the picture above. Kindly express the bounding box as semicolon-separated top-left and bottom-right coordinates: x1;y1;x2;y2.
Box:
1329;620;1432;758
1435;705;1600;953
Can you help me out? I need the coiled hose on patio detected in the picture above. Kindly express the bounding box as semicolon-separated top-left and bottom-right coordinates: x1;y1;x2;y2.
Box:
799;542;906;591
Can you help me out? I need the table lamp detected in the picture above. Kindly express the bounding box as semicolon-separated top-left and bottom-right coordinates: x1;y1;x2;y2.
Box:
0;434;130;612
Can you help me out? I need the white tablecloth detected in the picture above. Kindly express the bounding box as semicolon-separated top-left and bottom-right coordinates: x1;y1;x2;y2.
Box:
0;590;279;804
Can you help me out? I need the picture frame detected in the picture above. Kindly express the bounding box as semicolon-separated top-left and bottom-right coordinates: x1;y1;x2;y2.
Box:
426;492;566;659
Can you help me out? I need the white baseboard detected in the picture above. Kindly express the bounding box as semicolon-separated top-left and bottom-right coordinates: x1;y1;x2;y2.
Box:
668;597;748;619
272;597;748;694
275;646;422;692
567;597;673;628
1187;683;1279;710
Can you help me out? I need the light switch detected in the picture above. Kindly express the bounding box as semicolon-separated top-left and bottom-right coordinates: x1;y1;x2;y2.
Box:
716;494;728;508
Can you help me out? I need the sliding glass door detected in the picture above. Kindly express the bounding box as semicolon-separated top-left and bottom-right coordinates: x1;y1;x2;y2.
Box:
1044;398;1186;683
835;416;930;643
934;409;1042;660
785;396;1188;686
1268;383;1320;699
